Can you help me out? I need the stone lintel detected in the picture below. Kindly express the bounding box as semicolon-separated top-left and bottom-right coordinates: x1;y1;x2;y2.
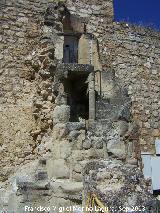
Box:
57;63;94;78
57;32;96;39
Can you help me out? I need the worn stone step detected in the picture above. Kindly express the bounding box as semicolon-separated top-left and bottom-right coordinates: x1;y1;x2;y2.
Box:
51;180;83;196
16;178;50;191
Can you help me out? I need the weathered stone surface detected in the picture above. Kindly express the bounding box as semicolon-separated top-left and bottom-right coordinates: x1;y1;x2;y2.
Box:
107;139;126;158
66;122;85;131
60;181;83;194
118;120;129;136
53;105;70;124
52;140;72;159
53;123;69;140
0;0;160;211
152;129;160;137
47;159;70;179
83;160;157;212
82;139;92;149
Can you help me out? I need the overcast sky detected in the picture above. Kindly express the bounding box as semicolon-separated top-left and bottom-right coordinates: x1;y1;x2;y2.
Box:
114;0;160;30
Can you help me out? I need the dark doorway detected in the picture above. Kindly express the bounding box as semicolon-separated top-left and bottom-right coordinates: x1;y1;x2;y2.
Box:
64;74;89;122
63;36;78;63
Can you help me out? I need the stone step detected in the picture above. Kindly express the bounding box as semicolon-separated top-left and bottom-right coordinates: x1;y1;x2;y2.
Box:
51;180;83;197
16;178;50;191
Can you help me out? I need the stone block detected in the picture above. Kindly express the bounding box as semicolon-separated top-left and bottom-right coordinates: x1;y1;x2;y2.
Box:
53;105;70;124
78;34;90;64
71;150;84;161
59;140;72;159
53;123;69;140
73;163;82;173
55;36;64;60
47;159;70;179
83;139;92;150
60;181;83;194
72;172;82;182
152;129;160;137
66;122;85;131
107;139;126;158
49;197;70;211
117;120;129;136
71;149;104;162
69;130;80;141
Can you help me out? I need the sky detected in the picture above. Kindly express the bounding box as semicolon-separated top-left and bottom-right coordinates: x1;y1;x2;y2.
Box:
114;0;160;30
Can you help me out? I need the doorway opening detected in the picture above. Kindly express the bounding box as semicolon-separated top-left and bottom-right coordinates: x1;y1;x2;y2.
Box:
63;35;79;63
64;74;89;122
62;8;80;64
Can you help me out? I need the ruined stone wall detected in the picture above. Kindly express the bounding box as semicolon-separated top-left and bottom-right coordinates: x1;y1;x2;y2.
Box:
0;0;114;182
65;1;160;154
0;0;160;212
66;0;113;24
0;0;160;183
100;24;160;152
83;160;157;212
66;0;160;151
0;0;49;181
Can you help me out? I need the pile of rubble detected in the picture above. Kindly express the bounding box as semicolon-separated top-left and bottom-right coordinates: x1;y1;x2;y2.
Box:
83;160;158;212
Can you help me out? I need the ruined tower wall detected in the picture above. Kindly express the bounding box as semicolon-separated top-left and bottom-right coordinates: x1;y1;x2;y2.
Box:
0;0;160;184
72;2;160;151
100;24;160;152
66;2;160;154
0;0;114;181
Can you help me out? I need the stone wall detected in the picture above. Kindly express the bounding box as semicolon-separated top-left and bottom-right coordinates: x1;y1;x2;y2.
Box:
100;24;160;152
68;0;160;152
0;0;160;178
0;0;45;181
66;1;160;153
83;160;157;212
0;0;160;211
0;0;114;182
66;0;160;152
